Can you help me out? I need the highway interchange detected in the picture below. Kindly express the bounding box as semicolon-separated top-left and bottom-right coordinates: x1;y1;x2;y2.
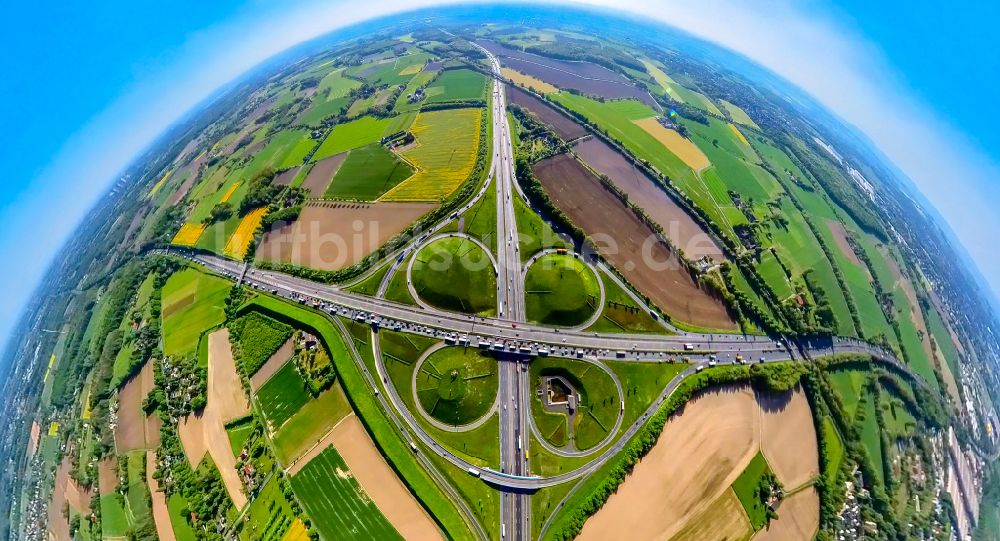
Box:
167;48;909;541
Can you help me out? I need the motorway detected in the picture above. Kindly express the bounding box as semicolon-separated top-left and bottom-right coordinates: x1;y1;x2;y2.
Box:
164;48;908;540
486;50;533;541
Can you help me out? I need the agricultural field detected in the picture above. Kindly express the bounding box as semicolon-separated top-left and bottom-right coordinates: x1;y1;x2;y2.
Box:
411;236;497;315
256;202;434;270
503;68;558;94
161;268;230;357
171;223;207;247
239;475;298;541
290;447;403;541
730;451;773;529
633;117;710;171
272;382;352;464
524;253;600;326
245;128;317;173
224;207;268;259
382;107;483;201
507;85;587;141
415;346;498;425
533;153;736;330
573;136;725;261
720;99;760;129
299;152;347;195
480;40;655;106
256;362;311;430
229;311;293;376
324;144;414;201
312;116;392;161
424;68;487;103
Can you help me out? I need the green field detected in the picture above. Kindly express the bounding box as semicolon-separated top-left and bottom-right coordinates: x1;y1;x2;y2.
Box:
241;475;297;541
458;189;498;252
731;451;773;530
100;493;129;537
384;254;417;305
529;357;619;451
324;144;414;200
411;236;497;315
524;254;600;326
229;311;293;376
161;268;231;357
226;417;254;456
821;417;845;485
605;361;686;428
256;362;311;430
312;116;392;161
167;494;198;541
272;382;353;464
237;297;475;539
347;52;431;87
827;368;867;420
346;259;394;297
424;68;487;103
719;99;760;129
513;195;568;261
416;346;498;426
859;392;884;485
246;128;317;173
586;273;664;334
290;447;403;540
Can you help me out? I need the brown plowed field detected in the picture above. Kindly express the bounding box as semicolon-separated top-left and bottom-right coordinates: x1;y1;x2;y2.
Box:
250;338;295;390
826;220;862;267
578;384;820;539
759;386;819;490
48;458;72;541
480;40;656;107
147;451;177;541
534;154;735;329
301;153;347;195
115;359;155;452
275;166;300;186
98;457;118;495
670;489;752;541
28;420;39;456
574;137;725;261
751;488;819;541
257;202;434;271
507;85;587;141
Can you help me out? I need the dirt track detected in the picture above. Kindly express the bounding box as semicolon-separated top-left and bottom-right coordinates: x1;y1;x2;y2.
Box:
257;202;434;270
534;154;736;329
575;137;725;261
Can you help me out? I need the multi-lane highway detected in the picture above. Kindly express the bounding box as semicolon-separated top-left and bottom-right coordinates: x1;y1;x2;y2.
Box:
162;46;910;540
485;49;533;541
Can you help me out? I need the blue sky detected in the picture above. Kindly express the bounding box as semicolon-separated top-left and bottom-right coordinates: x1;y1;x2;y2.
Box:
1;0;999;350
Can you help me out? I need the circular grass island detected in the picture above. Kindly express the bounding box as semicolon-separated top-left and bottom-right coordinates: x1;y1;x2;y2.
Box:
415;347;499;426
529;357;621;451
411;237;497;315
524;253;600;326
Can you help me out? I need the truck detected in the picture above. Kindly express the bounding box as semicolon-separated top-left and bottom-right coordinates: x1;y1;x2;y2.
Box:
683;343;694;351
468;468;481;477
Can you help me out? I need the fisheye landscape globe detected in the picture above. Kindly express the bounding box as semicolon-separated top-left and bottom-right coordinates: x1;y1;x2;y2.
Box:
2;4;1000;541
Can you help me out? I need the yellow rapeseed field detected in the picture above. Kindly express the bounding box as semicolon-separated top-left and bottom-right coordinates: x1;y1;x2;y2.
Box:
728;123;750;146
171;223;208;247
48;422;59;437
224;207;268;259
380;108;482;202
502;68;558;94
280;519;310;541
399;63;424;76
147;169;173;198
633;117;711;171
219;181;241;203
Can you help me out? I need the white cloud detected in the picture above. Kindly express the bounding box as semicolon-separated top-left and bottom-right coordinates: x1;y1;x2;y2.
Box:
6;0;1000;347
